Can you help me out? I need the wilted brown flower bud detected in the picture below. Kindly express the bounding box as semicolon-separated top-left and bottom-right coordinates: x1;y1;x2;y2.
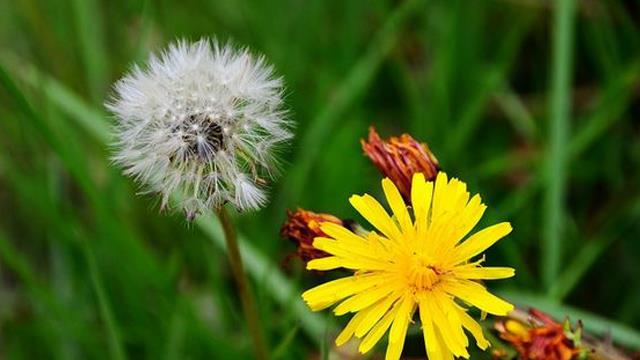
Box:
361;126;439;200
281;209;344;262
495;309;582;360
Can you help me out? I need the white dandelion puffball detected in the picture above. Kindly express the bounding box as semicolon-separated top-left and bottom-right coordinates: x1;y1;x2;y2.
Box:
108;39;292;219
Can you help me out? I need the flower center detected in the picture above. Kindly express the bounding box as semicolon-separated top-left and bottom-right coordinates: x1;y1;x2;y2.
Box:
172;113;227;161
407;257;443;292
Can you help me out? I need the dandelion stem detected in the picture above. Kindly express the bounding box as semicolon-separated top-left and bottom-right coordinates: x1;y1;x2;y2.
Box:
216;207;269;360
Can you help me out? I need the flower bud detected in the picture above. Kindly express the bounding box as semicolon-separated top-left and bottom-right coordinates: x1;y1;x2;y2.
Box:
281;209;344;262
495;309;582;360
361;127;439;200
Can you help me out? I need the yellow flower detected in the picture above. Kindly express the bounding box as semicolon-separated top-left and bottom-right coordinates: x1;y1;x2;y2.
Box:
301;172;515;360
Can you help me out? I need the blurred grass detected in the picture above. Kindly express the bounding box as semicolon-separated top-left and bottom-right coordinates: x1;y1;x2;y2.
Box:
0;0;639;359
278;0;424;211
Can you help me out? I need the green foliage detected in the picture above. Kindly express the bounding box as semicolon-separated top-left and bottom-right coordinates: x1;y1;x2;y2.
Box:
0;0;639;358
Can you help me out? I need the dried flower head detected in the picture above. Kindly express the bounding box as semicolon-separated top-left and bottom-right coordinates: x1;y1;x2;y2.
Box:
362;127;439;201
281;209;344;262
108;39;291;219
302;172;515;360
495;309;582;360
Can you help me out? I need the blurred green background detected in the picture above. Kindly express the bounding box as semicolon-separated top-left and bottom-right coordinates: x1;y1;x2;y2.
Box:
1;0;639;358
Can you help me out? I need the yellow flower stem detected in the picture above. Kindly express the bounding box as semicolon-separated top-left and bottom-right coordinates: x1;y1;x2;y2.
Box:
216;207;269;360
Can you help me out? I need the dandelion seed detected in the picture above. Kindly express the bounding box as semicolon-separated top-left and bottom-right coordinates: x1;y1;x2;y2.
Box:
108;38;291;218
302;172;515;360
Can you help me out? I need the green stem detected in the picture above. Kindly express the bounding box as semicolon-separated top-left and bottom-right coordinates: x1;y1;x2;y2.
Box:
216;207;269;360
543;0;576;291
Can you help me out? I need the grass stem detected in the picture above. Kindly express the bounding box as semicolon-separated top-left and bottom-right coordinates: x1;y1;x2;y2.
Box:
543;0;576;291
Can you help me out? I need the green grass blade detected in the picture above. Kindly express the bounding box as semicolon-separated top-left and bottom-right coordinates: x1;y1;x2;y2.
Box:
569;60;640;157
0;62;129;359
548;239;610;300
493;86;537;141
0;62;98;199
278;0;424;208
70;0;107;104
542;0;576;290
480;57;640;244
81;241;128;360
271;324;300;360
1;55;111;142
549;198;640;300
164;299;188;360
447;13;534;158
0;230;86;357
0;231;41;296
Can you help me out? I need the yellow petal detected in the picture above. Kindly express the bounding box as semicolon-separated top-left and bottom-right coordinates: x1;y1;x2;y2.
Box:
388;294;414;344
411;173;433;235
302;273;390;311
453;305;490;350
319;222;371;253
453;194;486;242
385;332;405;360
419;297;440;357
349;194;402;241
385;294;413;360
320;222;359;240
427;294;469;358
333;281;399;315
358;304;397;353
453;266;515;280
312;237;388;269
440;294;472;356
431;172;450;219
355;293;400;337
424;211;459;256
306;256;343;271
335;310;366;346
366;231;395;255
433;326;455;360
420;298;457;360
382;178;413;235
442;280;514;316
446;178;470;216
452;222;512;264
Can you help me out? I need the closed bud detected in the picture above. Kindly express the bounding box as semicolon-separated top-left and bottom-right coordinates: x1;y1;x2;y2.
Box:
495;309;583;360
281;209;344;262
361;126;439;201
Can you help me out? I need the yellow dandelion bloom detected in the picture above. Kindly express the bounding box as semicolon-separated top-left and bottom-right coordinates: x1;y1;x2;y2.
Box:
302;172;515;360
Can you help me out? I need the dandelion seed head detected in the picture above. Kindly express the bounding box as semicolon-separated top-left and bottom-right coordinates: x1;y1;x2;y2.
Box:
108;38;292;217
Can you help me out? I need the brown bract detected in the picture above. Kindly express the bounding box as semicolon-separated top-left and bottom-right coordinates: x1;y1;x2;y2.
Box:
280;209;343;262
495;309;582;360
361;126;439;201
